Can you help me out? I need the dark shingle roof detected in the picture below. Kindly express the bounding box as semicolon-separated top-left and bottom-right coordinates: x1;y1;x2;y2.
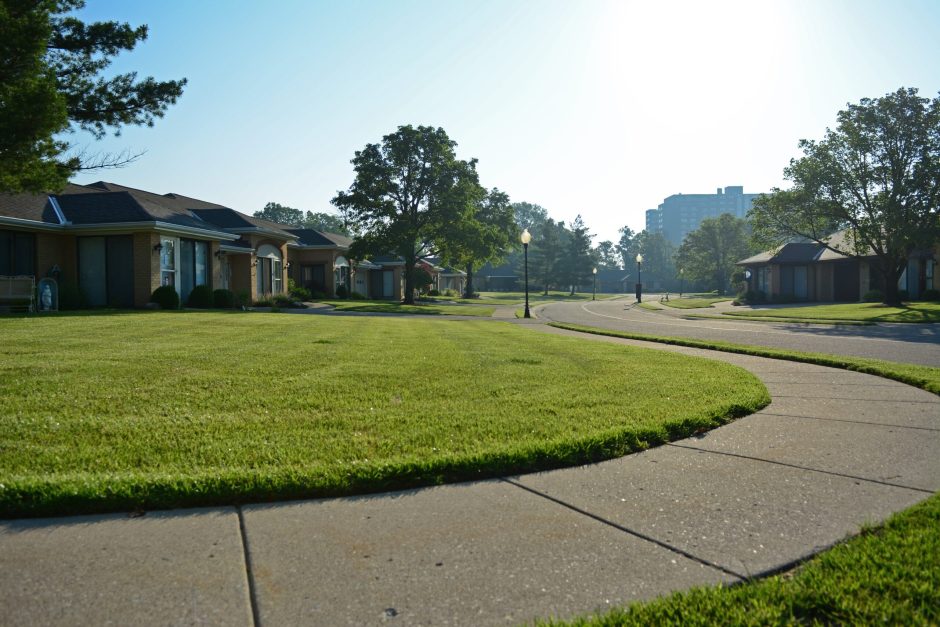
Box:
286;228;352;248
0;183;100;224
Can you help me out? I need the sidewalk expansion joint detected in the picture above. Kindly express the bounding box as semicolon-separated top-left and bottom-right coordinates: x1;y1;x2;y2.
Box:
665;443;935;494
236;506;262;627
499;477;746;581
757;411;940;432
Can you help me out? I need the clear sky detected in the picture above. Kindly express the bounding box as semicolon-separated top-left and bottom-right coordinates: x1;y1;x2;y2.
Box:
70;0;940;245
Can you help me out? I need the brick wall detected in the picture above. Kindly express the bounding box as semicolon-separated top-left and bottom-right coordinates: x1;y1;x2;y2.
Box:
133;232;160;307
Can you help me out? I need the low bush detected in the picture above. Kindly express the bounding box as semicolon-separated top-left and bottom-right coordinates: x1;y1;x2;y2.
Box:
150;285;179;310
735;289;766;305
274;294;294;306
310;290;327;300
254;298;273;307
186;285;212;308
335;285;348;299
213;289;235;309
428;289;441;296
235;290;250;308
922;289;940;302
443;288;458;297
862;289;883;302
348;291;366;300
288;279;312;301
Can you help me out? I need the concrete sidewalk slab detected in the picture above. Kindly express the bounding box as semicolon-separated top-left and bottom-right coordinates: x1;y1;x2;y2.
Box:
0;508;252;627
758;395;940;430
513;444;928;578
242;480;735;626
680;412;940;492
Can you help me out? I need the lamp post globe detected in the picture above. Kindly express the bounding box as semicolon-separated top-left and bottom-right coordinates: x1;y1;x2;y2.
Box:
635;253;643;303
521;229;532;318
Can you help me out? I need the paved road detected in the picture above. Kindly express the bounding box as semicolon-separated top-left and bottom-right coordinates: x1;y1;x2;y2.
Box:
2;324;938;626
537;297;940;367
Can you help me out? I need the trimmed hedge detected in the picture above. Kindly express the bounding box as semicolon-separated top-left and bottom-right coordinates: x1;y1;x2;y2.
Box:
150;285;179;310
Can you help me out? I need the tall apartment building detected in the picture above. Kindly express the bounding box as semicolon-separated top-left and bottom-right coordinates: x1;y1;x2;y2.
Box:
645;185;762;247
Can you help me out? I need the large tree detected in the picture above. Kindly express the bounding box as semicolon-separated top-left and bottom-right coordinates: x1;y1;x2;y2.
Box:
594;240;620;269
749;87;940;305
530;218;564;294
512;201;549;240
254;202;350;235
332;125;481;304
557;215;594;295
1;0;186;193
254;202;304;225
439;188;516;298
616;226;636;270
675;214;755;294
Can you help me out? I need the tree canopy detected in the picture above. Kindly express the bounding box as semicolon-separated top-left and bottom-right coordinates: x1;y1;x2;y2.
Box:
332;125;482;304
439;188;516;297
749;87;940;304
0;0;186;193
675;214;755;294
557;215;594;294
254;202;349;235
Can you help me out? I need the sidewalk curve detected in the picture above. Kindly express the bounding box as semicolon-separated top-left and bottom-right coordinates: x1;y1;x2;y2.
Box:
1;324;937;626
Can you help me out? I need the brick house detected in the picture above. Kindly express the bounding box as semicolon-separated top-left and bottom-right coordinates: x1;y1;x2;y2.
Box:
0;182;296;307
738;230;938;302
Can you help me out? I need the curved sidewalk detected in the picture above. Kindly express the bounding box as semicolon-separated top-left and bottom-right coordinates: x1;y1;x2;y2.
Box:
1;324;938;626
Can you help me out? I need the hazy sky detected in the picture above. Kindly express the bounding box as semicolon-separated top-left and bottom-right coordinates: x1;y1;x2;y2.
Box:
70;0;940;244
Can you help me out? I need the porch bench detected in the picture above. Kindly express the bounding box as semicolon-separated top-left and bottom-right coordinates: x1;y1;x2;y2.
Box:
0;275;35;313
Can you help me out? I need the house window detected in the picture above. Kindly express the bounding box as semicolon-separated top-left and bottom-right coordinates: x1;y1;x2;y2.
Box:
160;237;177;287
0;230;36;276
334;255;349;292
256;244;283;297
178;239;209;303
272;259;283;295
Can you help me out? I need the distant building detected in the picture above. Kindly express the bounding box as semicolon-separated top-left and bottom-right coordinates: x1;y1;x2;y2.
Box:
646;185;763;247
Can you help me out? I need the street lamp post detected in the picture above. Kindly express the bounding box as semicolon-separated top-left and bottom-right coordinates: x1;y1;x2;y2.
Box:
679;268;684;298
592;267;597;300
521;229;532;318
635;253;643;303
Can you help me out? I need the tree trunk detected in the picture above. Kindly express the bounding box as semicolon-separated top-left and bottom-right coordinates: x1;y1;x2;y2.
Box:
403;258;416;305
879;260;904;306
464;262;475;298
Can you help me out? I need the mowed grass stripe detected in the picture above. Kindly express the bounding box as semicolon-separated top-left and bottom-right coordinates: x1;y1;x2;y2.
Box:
0;312;767;517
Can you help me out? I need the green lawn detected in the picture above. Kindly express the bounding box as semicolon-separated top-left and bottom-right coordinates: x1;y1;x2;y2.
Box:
723;301;940;323
636;302;663;311
319;299;494;316
542;491;940;626
549;322;940;395
0;312;767;517
660;297;732;309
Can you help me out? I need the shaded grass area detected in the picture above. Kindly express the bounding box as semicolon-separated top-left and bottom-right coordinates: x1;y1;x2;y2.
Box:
0;313;768;517
455;291;620;306
684;314;873;326
541;491;940;626
319;299;494;316
549;322;940;395
723;301;940;323
636;302;662;311
660;297;732;309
